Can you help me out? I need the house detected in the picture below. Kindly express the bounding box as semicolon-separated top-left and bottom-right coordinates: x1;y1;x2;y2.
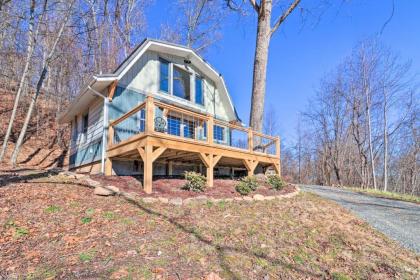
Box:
59;39;281;193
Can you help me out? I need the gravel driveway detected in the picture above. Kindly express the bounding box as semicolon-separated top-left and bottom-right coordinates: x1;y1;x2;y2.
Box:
300;185;420;254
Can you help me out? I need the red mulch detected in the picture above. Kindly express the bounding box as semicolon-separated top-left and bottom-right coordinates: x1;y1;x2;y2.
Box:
91;175;296;199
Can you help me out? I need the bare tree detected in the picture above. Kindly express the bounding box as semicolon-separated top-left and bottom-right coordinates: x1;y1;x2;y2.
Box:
227;0;301;132
160;0;226;53
11;0;75;166
0;0;47;162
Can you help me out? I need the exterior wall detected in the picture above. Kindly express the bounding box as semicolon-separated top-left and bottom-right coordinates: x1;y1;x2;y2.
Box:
69;98;103;168
118;50;235;122
71;161;102;174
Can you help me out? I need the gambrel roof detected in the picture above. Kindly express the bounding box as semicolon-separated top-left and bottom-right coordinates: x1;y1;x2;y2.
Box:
59;39;240;123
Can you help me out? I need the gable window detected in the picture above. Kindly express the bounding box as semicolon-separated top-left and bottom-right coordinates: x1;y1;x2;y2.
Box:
159;58;169;92
195;76;204;105
213;125;225;143
173;65;190;100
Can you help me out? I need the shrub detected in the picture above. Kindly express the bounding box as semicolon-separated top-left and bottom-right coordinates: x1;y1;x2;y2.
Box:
267;175;285;190
235;176;258;195
182;171;207;192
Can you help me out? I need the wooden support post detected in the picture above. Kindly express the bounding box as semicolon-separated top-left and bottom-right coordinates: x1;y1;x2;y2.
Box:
243;159;258;176
108;80;118;102
248;129;253;152
273;163;281;176
138;143;167;194
145;96;154;134
105;157;112;175
208;115;214;145
143;145;153;194
199;153;222;187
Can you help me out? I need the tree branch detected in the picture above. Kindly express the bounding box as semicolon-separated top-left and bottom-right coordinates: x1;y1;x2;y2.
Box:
270;0;301;37
249;0;259;12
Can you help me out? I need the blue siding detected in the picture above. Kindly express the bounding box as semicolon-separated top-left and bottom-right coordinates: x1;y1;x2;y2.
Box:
70;139;102;167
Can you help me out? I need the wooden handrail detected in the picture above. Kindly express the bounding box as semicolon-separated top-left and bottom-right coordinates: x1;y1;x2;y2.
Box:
107;95;280;157
109;101;146;127
154;100;209;120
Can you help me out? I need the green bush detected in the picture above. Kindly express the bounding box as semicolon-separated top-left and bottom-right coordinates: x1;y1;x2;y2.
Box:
267;175;285;190
182;171;207;192
235;176;258;195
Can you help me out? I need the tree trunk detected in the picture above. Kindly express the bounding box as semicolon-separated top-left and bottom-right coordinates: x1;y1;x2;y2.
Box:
0;0;37;162
10;1;73;166
365;91;377;190
383;88;388;192
249;0;272;132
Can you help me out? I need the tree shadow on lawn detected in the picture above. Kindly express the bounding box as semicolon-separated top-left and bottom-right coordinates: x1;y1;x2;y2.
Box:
0;169;61;187
121;195;322;279
12;178;321;278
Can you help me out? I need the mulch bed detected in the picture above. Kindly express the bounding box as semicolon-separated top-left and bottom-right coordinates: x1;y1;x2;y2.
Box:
91;175;296;199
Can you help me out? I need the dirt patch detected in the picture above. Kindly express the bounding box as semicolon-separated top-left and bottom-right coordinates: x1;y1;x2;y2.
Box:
91;175;296;199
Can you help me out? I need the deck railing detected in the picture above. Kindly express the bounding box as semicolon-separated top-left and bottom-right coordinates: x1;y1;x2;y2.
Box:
108;96;280;157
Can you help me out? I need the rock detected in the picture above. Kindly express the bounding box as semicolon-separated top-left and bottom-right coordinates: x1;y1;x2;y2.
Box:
169;197;183;206
253;194;265;201
205;272;224;280
255;173;267;183
195;195;208;201
158;197;169;204
142;197;158;204
94;186;114;196
210;198;222;203
233;197;243;201
74;173;87;179
105;185;120;194
243;196;253;202
183;197;194;205
265;196;276;200
224;198;234;202
85;178;101;187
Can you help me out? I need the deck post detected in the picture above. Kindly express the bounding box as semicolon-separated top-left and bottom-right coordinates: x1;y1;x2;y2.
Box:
208;115;214;145
243;159;258;176
207;155;214;187
145;95;154;134
248;129;253;152
105;157;112;175
143;144;153;194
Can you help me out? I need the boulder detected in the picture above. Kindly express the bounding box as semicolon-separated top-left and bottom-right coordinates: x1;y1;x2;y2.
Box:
85;178;101;187
158;197;169;204
243;196;253;202
94;186;114;196
205;272;224;280
169;197;183;206
105;185;120;194
142;197;158;204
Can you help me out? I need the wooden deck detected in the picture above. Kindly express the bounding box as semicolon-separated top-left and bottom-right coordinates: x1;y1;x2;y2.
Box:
105;96;281;193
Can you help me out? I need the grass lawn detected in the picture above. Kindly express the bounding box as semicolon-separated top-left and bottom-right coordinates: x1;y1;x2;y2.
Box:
1;178;419;279
345;187;420;204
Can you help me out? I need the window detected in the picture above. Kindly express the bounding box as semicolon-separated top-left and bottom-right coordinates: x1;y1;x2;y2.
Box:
72;117;78;142
138;109;146;132
167;115;181;136
214;125;225;143
183;119;194;139
159;58;169;92
173;65;190;100
195;76;204;105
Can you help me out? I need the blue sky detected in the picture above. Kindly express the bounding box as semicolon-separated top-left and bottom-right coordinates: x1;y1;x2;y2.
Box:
146;0;419;145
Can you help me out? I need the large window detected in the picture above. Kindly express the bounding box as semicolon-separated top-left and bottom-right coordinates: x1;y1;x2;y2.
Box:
82;114;89;142
173;66;190;100
137;109;146;132
195;76;204;105
213;125;225;143
159;58;169;92
167;115;181;136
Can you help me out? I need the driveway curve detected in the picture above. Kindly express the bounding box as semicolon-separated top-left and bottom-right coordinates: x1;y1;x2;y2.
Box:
300;185;420;254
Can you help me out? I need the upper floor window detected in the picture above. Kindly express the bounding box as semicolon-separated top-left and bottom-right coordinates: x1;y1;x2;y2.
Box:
173;65;191;100
159;58;169;92
195;76;204;105
72;117;78;142
82;113;89;142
